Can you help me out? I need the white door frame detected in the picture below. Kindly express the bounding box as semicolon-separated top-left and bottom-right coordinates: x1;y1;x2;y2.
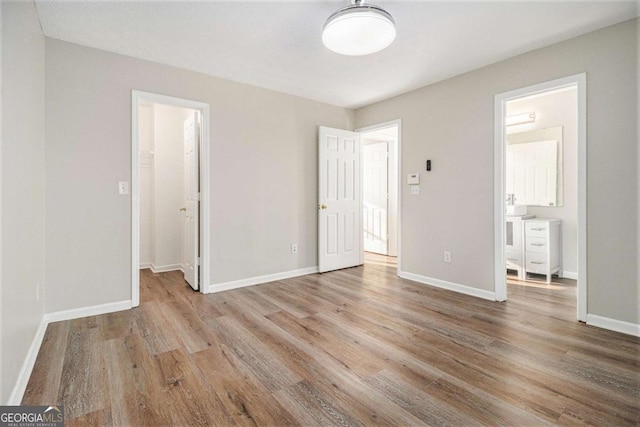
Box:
131;90;211;307
356;119;402;274
494;74;586;321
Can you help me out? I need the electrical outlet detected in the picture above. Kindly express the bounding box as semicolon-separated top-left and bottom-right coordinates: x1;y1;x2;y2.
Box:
291;244;298;254
444;251;452;263
410;185;420;195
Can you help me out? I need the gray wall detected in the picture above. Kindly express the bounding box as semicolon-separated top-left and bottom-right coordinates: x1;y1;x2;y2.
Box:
45;39;354;312
355;18;639;324
1;1;46;402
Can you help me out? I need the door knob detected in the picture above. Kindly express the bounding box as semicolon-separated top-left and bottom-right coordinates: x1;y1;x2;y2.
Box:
318;204;327;210
179;207;186;212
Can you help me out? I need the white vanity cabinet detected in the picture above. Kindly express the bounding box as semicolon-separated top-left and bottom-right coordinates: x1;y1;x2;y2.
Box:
523;218;562;283
505;215;534;279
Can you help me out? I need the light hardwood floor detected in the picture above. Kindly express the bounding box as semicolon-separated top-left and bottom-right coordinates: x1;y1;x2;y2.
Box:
23;260;639;426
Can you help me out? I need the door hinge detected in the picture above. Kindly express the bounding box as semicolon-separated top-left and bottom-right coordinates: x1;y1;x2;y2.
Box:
196;192;200;201
197;257;201;265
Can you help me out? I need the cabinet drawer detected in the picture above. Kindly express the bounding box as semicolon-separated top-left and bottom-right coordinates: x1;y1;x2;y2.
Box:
525;222;548;237
525;237;547;253
526;252;547;274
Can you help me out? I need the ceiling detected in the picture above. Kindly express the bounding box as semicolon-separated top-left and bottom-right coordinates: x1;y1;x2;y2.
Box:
34;1;639;109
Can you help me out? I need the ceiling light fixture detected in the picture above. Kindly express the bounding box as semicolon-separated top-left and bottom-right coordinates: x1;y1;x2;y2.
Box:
506;112;536;126
322;0;396;56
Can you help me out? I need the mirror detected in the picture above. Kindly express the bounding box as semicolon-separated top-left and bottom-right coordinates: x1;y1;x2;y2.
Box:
506;126;563;207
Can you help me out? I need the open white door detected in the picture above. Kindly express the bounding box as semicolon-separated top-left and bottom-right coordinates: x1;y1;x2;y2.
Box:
318;126;362;273
363;141;388;255
183;112;199;290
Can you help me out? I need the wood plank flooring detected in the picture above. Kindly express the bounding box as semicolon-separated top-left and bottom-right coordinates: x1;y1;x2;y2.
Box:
23;260;640;426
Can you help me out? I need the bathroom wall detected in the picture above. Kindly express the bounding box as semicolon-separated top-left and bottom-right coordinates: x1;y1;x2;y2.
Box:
507;87;578;277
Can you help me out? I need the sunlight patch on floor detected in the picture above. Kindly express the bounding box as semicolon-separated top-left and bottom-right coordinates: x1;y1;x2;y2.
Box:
507;280;567;290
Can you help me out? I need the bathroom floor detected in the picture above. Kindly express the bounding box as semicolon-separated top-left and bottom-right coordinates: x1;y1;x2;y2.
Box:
507;271;576;289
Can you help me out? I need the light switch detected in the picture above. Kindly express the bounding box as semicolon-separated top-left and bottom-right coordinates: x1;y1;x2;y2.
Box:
410;185;420;195
407;173;420;185
118;181;129;195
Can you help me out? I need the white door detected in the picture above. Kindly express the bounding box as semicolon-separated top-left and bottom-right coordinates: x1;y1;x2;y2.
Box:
506;140;557;206
363;141;388;255
318;126;362;273
183;112;199;290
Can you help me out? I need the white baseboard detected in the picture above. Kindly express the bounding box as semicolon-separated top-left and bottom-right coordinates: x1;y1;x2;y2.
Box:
560;270;578;280
7;316;48;405
45;300;132;323
586;314;640;337
148;263;183;274
399;271;497;301
139;262;152;270
7;299;133;404
206;266;319;294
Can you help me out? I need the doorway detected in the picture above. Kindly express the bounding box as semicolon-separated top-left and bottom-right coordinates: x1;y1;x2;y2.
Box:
131;91;211;307
359;123;399;265
317;120;401;275
494;74;586;321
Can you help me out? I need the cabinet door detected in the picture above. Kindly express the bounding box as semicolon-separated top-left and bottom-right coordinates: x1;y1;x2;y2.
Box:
506;220;515;249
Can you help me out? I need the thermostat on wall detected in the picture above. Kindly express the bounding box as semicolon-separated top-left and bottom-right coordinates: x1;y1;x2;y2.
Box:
407;173;420;185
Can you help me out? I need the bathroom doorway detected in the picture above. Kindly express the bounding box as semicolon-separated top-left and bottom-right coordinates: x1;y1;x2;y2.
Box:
494;74;586;321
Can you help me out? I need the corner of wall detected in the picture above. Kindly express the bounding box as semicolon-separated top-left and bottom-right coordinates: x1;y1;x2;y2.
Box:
6;315;48;405
1;0;47;403
0;0;4;405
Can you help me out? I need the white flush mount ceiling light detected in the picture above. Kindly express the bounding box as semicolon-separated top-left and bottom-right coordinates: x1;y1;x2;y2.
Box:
322;0;396;56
